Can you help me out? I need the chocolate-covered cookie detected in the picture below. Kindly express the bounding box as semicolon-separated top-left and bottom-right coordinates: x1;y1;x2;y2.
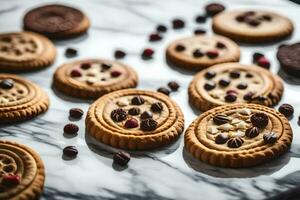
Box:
277;42;300;77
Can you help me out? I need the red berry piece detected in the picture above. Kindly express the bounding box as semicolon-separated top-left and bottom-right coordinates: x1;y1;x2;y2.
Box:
114;49;126;59
111;71;122;78
226;90;238;95
2;175;20;187
124;118;139;129
149;33;162;42
141;48;154;59
81;63;91;70
70;69;82;77
252;52;264;62
257;57;270;69
64;123;79;135
206;50;219;58
69;108;84;119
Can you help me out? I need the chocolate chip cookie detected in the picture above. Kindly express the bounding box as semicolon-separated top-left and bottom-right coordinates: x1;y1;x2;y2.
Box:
277;42;300;77
185;103;293;168
86;89;184;150
213;10;293;43
188;63;283;112
166;35;240;71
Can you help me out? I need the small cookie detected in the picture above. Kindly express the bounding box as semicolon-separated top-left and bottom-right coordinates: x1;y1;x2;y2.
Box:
185;103;293;168
188;62;283;112
86;89;184;150
277;42;300;77
0;74;49;123
0;140;45;199
0;32;56;71
23;4;90;39
166;35;240;71
53;59;138;99
212;10;293;43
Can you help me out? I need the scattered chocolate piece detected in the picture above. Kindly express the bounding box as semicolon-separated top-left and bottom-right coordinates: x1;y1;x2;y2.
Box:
193;49;204;58
64;123;79;135
263;132;277;144
213;114;230;125
194;29;206;35
205;3;225;16
151;102;163;112
204;82;216;91
243;92;254;101
114;49;126;59
131;96;145;105
172;18;185;29
278;104;294;118
224;94;237;102
168;81;180;91
251;113;269;128
205;71;216;79
245;127;259;138
70;69;82;77
195;15;207;23
0;79;14;89
156;24;167;33
128;107;141;116
149;33;162;42
63;146;78;158
216;42;226;49
125;118;139;128
141;48;154;59
253;52;264;62
81;63;91;70
102;63;112;70
110;71;122;78
113;151;130;166
65;48;78;58
237;83;248;90
229;71;240;79
111;108;127;122
215;133;229;144
206;50;219;58
257;57;270;69
140;111;153;119
227;137;244;148
69;108;84;119
219;78;230;87
140;119;158;131
2;175;20;187
175;44;185;52
157;87;170;96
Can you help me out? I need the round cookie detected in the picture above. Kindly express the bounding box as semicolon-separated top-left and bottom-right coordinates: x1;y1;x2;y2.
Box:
185;103;293;168
0;74;49;123
188;62;283;112
86;89;184;150
212;10;293;43
166;35;240;71
0;32;56;71
277;42;300;77
23;4;90;39
0;140;45;200
53;59;138;99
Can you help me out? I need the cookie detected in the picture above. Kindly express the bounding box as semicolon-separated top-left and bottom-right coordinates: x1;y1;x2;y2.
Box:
0;140;45;199
212;10;293;43
166;35;240;71
188;62;283;112
277;42;300;77
23;4;90;39
0;74;49;123
0;32;56;71
53;59;138;99
86;89;184;150
185;103;293;168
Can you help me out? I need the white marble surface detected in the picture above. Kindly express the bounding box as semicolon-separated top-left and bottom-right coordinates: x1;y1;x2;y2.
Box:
1;0;300;199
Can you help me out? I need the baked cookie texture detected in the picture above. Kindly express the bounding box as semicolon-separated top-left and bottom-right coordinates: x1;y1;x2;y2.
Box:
185;104;293;168
23;4;90;39
277;42;300;77
188;62;284;112
166;35;240;71
86;89;184;150
0;140;45;200
0;32;56;71
0;74;49;123
213;10;293;43
53;59;138;99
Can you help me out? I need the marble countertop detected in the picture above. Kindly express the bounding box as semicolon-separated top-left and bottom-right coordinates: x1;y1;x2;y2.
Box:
1;0;300;199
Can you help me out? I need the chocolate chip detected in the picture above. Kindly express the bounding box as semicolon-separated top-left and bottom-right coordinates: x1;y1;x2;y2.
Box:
63;146;78;158
172;18;185;29
216;42;226;49
205;71;216;79
175;44;185;52
2;175;20;187
205;3;225;16
278;104;294;118
141;48;154;59
225;94;237;102
235;14;246;22
243;92;254;101
246;73;254;78
65;48;78;58
251;113;269;128
114;50;126;59
156;24;167;33
253;52;264;62
111;71;122;77
149;33;162;42
0;79;14;89
140;111;153;120
237;83;248;90
227;137;244;148
140;119;158;131
215;133;229;144
151;102;163;112
113;151;130;166
263;132;277;144
229;71;240;79
193;49;204;58
204;82;216;91
219;79;230;87
124;118;139;128
168;81;180;91
244;11;255;16
248;19;261;27
213;114;231;125
69;108;84;119
101;63;112;70
1;36;12;43
245;127;260;138
206;50;219;58
195;15;207;23
261;15;272;21
157;87;170;96
111;108;127;122
194;29;206;35
70;69;82;77
128;107;141;116
81;63;91;70
131;96;145;105
64;123;79;135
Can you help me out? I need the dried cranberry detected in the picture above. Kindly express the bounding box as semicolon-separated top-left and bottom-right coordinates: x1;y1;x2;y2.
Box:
206;50;219;58
70;69;82;77
141;48;154;59
2;175;20;187
124;118;139;128
257;57;270;69
149;33;162;42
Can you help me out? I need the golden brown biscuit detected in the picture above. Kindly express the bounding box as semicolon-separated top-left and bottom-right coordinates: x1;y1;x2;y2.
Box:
185;103;293;168
0;140;45;200
0;32;56;71
53;59;138;99
0;74;49;123
188;63;283;112
212;10;293;43
166;35;240;71
86;89;184;150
